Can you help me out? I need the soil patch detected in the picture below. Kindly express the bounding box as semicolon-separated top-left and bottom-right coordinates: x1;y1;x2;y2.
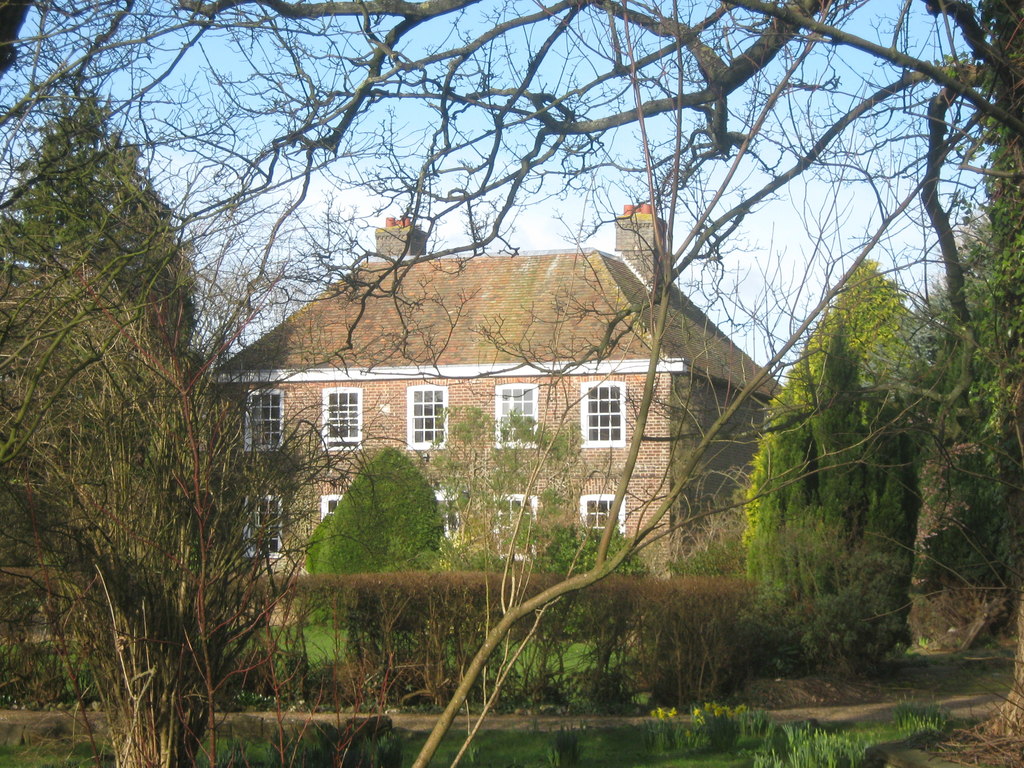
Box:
742;645;1013;713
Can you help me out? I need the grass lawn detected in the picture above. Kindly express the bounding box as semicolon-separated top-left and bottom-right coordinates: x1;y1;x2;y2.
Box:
418;722;905;768
1;720;908;768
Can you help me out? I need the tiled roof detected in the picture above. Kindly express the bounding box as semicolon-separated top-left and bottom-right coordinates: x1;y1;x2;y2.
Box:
230;250;766;389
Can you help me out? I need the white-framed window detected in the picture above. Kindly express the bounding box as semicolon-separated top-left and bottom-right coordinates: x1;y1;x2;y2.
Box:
580;494;626;535
495;384;538;446
498;494;537;532
322;387;362;449
408;385;448;449
245;390;283;451
494;494;538;556
247;496;283;558
436;490;460;537
581;381;626;447
320;494;343;521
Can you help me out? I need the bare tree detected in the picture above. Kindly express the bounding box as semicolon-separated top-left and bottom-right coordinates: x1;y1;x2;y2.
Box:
6;0;1024;763
0;95;330;768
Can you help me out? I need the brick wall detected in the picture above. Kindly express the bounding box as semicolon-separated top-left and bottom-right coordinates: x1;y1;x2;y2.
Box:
265;369;682;566
668;371;766;561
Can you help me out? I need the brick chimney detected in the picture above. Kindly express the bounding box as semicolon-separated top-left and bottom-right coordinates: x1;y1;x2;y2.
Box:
375;216;427;259
615;203;665;287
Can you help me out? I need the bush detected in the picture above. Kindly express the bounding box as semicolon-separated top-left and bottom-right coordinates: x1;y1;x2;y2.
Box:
307;448;441;574
635;577;758;705
752;529;913;674
280;572;757;712
534;525;647;576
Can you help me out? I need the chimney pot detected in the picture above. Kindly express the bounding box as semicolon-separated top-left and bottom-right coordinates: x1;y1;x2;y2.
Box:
376;215;427;258
615;203;665;288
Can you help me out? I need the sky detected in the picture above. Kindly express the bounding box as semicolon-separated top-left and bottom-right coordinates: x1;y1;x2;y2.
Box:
11;0;973;366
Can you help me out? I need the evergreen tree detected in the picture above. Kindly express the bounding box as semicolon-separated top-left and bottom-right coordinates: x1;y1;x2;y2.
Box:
745;262;920;669
3;96;189;309
308;447;441;573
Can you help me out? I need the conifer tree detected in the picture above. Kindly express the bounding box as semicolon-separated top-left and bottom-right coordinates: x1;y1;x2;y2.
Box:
745;262;919;669
308;447;441;573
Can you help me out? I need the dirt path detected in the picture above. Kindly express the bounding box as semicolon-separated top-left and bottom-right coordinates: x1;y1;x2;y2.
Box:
0;648;1012;745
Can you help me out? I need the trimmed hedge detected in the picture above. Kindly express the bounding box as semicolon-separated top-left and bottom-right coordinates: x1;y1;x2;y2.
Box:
266;572;758;712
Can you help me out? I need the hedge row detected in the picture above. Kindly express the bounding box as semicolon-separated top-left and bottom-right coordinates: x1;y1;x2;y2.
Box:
243;573;759;712
0;572;760;713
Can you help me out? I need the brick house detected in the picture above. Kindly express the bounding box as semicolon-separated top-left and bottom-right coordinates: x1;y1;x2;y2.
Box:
230;206;769;569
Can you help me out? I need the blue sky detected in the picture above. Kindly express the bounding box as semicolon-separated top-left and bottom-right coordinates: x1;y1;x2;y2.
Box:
9;0;977;364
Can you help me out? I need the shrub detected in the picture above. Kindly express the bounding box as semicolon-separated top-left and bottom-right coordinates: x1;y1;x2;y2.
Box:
745;264;919;673
753;530;913;674
275;573;758;712
535;525;648;576
635;577;758;705
307;448;441;574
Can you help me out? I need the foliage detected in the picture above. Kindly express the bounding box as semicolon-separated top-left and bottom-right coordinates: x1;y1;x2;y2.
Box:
670;537;745;578
200;730;405;768
280;573;757;711
892;702;950;738
752;723;868;768
535;525;647;576
910;238;1014;602
0;96;305;768
308;447;441;574
641;717;701;754
745;262;920;671
431;407;586;567
546;728;583;768
691;702;743;752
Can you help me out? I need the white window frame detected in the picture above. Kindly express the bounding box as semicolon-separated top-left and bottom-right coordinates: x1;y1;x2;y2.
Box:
245;390;283;452
580;381;626;448
322;387;363;449
320;494;343;521
247;495;283;558
436;490;460;537
499;494;538;533
408;385;448;449
579;494;626;535
494;383;539;447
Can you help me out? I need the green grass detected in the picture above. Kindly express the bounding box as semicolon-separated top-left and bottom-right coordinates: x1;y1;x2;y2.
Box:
0;742;108;768
0;720;924;768
406;721;905;768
